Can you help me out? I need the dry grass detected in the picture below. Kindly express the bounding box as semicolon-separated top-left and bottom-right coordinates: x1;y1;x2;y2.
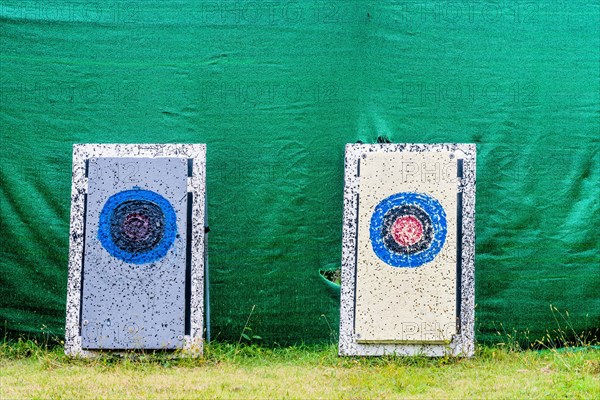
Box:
0;341;598;399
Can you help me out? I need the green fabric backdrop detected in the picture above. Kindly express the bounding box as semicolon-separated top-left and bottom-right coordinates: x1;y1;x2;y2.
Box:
1;1;598;345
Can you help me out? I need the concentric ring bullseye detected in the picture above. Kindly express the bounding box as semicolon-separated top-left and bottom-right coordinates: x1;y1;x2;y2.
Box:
369;192;447;268
98;189;177;264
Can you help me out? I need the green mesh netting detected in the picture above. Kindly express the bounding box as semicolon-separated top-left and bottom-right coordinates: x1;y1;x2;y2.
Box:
0;1;598;346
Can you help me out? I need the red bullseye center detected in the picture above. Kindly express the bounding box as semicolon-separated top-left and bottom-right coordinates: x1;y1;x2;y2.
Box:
122;212;151;241
392;215;423;247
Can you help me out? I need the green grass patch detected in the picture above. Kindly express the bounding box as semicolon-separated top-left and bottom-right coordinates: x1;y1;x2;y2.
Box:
1;339;598;399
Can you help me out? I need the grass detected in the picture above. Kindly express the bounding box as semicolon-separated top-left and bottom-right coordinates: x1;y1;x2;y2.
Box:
0;339;598;399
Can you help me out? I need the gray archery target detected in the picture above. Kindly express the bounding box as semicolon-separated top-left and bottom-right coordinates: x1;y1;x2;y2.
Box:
65;144;206;356
81;158;188;349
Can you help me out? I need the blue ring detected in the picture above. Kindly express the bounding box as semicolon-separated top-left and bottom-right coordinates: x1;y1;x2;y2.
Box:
98;189;177;264
369;192;447;268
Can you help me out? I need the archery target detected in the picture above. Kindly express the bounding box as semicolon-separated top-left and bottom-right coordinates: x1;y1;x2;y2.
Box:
81;157;188;349
355;151;458;343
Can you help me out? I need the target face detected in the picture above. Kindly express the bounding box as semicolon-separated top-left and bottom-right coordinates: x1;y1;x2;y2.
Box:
81;157;189;350
353;150;459;344
370;192;447;268
98;189;177;264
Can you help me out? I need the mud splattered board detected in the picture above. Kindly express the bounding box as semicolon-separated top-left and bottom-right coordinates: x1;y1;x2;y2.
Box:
339;144;476;357
65;144;206;356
